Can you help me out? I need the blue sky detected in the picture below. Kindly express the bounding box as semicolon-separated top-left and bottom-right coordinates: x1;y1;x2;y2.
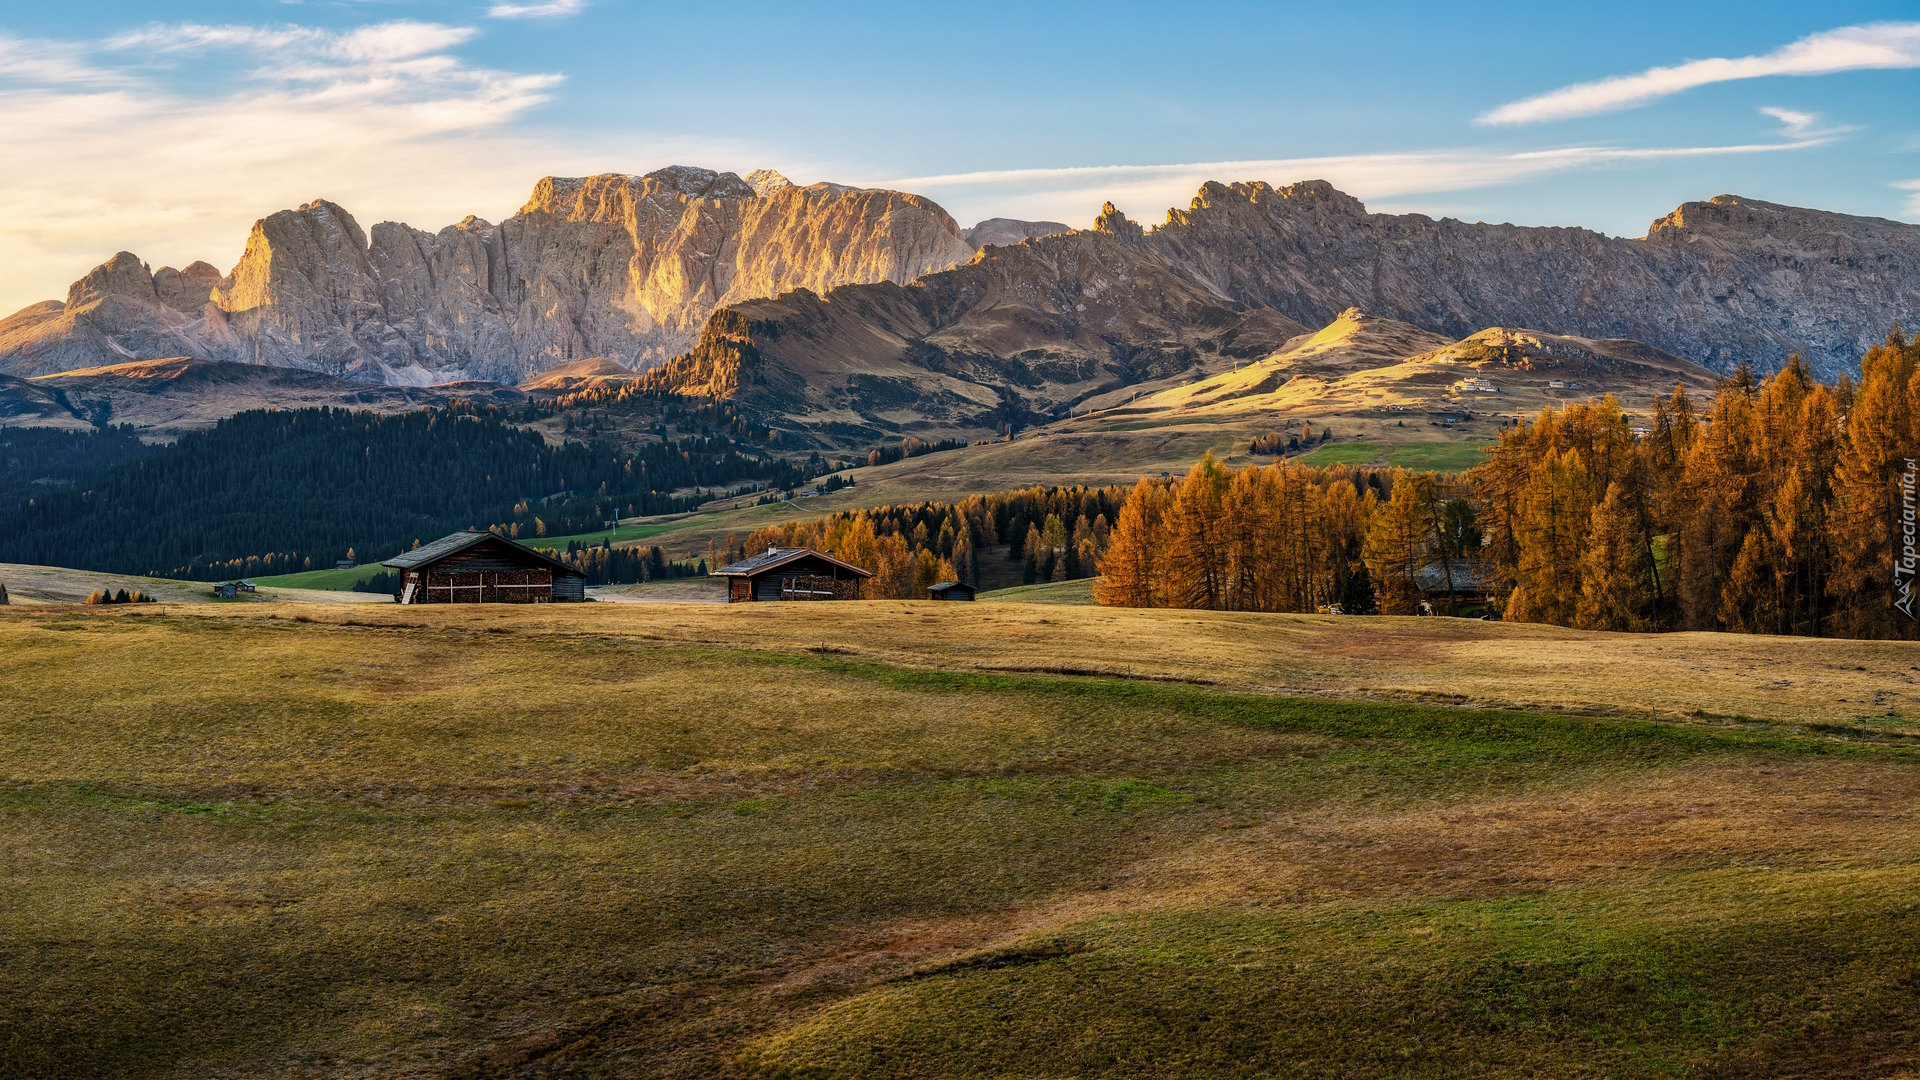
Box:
2;1;1917;312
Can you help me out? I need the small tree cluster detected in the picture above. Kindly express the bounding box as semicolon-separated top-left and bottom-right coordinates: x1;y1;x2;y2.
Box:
1249;425;1330;456
1094;454;1376;612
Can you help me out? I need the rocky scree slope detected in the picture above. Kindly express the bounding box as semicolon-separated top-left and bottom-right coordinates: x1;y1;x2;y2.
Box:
0;167;976;386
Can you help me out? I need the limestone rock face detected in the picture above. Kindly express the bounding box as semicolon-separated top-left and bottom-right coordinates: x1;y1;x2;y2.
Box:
0;252;231;378
214;200;411;381
0;166;975;384
152;262;222;314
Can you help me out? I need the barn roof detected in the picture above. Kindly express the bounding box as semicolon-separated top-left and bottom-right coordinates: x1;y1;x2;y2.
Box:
713;546;873;579
1413;561;1495;593
382;530;586;577
928;580;974;594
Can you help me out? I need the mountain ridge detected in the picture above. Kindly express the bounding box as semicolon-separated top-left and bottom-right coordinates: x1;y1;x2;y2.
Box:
0;166;979;385
2;173;1913;427
635;179;1918;435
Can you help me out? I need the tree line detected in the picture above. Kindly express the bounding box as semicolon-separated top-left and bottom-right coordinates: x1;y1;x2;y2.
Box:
0;402;820;579
1093;330;1920;638
726;484;1127;598
539;541;706;586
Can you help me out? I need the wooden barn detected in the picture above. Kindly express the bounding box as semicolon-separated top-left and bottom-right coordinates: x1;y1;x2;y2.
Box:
383;530;587;604
713;547;871;602
928;581;976;601
1414;561;1494;609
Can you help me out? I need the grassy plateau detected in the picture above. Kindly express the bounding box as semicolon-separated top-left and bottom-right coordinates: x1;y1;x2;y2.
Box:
2;602;1917;1079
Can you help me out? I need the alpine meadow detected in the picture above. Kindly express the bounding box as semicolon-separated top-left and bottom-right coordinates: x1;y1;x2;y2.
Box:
4;3;1920;1078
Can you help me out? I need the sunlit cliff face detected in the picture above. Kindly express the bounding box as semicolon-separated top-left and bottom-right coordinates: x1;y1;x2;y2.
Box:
0;168;976;385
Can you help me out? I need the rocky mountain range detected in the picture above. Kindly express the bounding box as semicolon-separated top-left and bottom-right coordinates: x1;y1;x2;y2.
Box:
644;182;1919;441
1;170;1913;444
0;167;981;385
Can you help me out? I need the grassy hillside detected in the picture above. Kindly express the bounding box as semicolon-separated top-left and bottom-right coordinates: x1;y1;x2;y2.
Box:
250;564;391;590
2;604;1916;1078
521;517;698;554
978;578;1098;604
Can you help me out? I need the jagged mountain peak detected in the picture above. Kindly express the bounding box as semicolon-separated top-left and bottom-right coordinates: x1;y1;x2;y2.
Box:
517;168;761;218
66;252;155;308
1093;202;1144;239
1168;179;1370;231
745;169;794;197
639;164;757;199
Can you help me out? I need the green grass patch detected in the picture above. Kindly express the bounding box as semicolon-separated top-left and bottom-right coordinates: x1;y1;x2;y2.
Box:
522;518;695;553
250;564;391;590
749;871;1920;1078
976;578;1097;605
1297;440;1494;472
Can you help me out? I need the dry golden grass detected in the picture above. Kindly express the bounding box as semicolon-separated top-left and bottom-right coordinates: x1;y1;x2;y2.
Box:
3;603;1917;1078
0;562;388;605
140;598;1920;727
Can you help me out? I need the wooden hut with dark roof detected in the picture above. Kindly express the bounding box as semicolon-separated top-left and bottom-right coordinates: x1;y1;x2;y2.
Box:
383;530;587;604
712;547;871;602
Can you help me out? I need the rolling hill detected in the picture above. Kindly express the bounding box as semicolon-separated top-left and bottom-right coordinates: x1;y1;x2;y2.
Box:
0;357;525;439
1123;308;1722;425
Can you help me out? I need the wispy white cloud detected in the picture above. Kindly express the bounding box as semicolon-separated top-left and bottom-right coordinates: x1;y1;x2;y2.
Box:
0;21;598;313
1896;180;1920;215
488;0;587;19
0;32;122;85
0;13;768;315
1479;22;1920;125
874;136;1829;234
103;24;325;54
1760;106;1821;136
104;20;482;68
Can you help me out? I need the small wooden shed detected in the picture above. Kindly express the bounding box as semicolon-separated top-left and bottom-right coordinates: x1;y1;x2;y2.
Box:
383;530;587;604
1414;562;1494;607
713;547;872;602
928;581;976;601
